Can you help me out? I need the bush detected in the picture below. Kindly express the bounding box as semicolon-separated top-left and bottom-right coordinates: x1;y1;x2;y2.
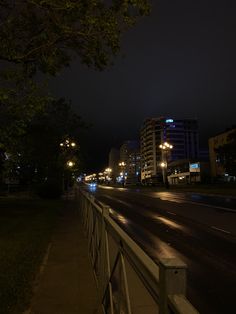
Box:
37;180;62;199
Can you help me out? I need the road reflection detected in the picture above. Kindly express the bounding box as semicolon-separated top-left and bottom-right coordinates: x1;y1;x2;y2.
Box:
149;192;185;203
99;186;114;190
154;216;184;230
109;208;129;225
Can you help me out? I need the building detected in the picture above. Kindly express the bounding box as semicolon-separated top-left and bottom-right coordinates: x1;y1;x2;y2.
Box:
208;127;236;180
140;118;160;184
108;148;120;181
199;148;209;161
119;141;141;185
140;117;199;184
167;159;210;185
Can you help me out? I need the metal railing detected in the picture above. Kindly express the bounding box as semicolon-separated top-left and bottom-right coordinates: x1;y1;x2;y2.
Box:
78;188;199;314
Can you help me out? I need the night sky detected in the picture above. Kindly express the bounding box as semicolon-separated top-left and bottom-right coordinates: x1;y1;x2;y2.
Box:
50;0;236;172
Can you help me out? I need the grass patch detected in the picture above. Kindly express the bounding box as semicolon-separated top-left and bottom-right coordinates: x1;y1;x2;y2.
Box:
0;197;64;314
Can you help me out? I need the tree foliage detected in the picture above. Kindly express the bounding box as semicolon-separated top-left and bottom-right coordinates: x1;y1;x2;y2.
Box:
0;0;150;146
0;0;150;186
0;66;51;149
216;130;236;177
0;0;150;74
2;98;84;185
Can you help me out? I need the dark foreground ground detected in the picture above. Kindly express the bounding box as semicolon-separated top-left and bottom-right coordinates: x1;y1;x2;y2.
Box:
0;197;62;314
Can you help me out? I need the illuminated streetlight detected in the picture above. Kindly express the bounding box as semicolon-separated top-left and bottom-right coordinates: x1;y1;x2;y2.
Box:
119;162;126;167
105;168;112;173
67;160;75;168
59;138;78;192
60;138;78;149
104;168;112;184
159;142;173;188
118;161;126;186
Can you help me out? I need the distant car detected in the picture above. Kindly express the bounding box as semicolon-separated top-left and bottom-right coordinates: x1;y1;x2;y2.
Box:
89;182;97;187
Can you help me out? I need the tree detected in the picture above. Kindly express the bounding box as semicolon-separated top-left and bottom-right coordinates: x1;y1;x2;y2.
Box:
2;98;84;186
0;0;150;74
216;130;236;177
0;67;51;149
0;0;150;152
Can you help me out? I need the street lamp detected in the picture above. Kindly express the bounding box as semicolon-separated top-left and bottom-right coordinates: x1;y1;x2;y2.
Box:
60;139;77;148
59;138;78;192
67;160;75;168
104;168;112;184
159;142;173;188
118;162;126;186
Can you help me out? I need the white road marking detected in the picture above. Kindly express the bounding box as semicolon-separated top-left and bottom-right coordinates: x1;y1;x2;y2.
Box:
211;226;231;234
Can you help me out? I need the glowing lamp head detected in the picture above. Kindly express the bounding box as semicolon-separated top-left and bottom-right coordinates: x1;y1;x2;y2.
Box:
105;168;112;173
67;161;74;167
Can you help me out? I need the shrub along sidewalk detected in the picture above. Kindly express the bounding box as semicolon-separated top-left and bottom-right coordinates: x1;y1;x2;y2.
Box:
0;197;62;314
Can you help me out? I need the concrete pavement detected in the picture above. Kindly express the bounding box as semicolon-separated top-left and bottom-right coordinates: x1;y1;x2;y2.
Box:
29;196;99;314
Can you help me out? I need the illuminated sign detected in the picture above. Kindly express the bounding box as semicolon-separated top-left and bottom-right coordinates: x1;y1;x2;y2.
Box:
190;163;200;172
190;163;199;169
165;119;174;123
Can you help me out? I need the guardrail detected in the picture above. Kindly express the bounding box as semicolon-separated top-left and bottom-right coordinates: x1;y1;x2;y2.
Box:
78;188;199;314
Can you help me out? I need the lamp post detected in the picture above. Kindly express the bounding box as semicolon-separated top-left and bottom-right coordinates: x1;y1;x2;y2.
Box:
159;142;173;188
119;162;126;187
104;167;112;185
60;138;78;192
60;139;77;150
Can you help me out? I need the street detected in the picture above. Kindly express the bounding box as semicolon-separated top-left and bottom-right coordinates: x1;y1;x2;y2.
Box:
84;185;236;314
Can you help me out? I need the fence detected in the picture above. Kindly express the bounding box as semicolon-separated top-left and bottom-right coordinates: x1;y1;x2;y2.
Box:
78;188;199;314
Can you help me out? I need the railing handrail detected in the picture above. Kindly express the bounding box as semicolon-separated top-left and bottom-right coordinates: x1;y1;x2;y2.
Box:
79;187;200;314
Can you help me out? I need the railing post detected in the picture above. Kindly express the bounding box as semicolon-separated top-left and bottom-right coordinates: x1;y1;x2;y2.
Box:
89;194;95;202
102;205;110;219
159;258;187;314
100;205;114;313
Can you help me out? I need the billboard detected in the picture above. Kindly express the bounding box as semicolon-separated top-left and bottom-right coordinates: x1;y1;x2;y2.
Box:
189;163;200;172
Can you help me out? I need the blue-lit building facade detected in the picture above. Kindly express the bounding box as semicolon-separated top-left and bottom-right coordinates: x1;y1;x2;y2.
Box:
140;117;200;184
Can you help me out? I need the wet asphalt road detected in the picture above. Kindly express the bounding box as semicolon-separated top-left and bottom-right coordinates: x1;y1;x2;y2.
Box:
84;185;236;314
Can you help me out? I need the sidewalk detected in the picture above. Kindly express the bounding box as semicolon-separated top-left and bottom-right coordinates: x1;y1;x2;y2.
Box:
29;196;99;314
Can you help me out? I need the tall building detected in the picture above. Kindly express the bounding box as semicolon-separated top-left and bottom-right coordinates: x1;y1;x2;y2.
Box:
208;127;236;179
108;148;120;180
140;117;199;184
119;140;141;185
